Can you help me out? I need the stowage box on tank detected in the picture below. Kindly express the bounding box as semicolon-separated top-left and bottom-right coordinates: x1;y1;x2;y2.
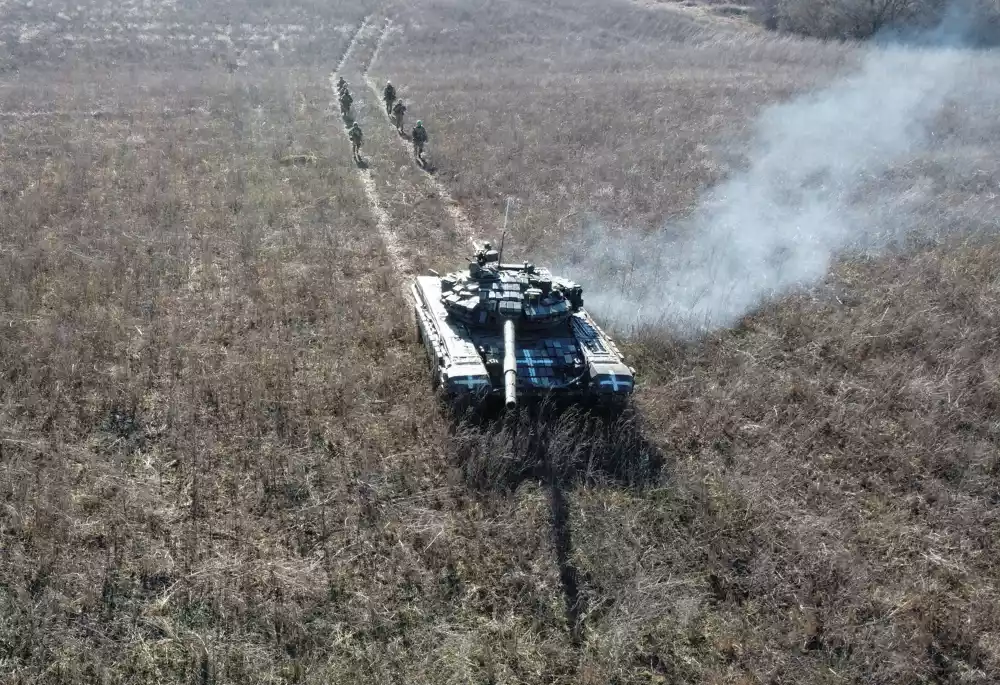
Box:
411;241;635;408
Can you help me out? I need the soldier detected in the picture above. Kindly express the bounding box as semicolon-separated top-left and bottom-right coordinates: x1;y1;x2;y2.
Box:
391;99;406;134
383;80;396;115
339;89;353;118
336;76;347;94
411;120;428;161
349;122;363;161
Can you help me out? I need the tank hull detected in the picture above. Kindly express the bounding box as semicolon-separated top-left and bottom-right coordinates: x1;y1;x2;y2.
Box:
412;276;634;407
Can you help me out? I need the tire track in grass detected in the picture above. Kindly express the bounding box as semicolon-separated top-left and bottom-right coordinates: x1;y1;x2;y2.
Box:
363;19;478;245
334;15;371;73
351;18;470;270
331;16;407;273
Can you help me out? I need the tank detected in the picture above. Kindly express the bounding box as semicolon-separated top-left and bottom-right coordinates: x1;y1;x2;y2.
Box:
411;240;635;409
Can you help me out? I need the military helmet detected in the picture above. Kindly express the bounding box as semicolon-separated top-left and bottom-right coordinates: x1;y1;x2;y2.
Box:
416;120;423;126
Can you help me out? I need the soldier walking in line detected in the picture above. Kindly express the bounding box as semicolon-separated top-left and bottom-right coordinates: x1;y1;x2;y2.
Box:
383;80;396;115
411;120;428;163
391;99;407;134
340;88;353;119
349;121;363;162
336;76;347;94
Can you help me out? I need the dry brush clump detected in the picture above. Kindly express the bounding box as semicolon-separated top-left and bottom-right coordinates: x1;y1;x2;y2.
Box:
450;404;664;492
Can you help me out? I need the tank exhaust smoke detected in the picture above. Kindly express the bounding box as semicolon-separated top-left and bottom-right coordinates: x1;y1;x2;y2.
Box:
559;7;989;336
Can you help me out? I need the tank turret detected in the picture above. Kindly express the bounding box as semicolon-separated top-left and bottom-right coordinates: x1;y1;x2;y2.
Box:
410;240;634;408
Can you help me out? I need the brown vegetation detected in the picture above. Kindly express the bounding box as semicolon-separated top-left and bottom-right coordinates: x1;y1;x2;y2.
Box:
750;0;1000;41
2;0;1000;683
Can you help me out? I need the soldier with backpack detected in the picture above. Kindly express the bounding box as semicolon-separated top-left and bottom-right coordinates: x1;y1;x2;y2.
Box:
349;122;363;161
383;81;396;115
391;99;407;134
411;120;428;163
340;88;353;119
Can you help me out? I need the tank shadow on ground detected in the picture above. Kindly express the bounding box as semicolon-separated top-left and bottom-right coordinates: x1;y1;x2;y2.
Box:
450;400;665;492
447;400;667;646
549;480;583;645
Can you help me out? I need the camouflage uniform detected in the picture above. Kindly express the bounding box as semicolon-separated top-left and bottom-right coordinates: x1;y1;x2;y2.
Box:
411;122;428;158
340;90;353;116
391;100;406;132
383;82;396;115
336;77;347;94
349;123;363;158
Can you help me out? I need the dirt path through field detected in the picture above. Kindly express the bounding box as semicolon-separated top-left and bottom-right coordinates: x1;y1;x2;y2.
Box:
364;19;478;245
331;17;407;273
330;18;473;275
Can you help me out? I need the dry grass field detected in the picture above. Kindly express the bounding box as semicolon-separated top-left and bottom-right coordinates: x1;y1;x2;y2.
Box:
3;0;1000;683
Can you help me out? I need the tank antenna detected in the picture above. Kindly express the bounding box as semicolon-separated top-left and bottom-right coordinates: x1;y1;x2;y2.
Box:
498;197;513;265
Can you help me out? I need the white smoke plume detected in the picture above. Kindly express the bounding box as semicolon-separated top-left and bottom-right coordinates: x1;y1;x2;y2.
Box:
561;15;985;335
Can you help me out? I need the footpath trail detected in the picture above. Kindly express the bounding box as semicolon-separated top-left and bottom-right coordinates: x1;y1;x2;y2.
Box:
363;19;478;246
331;16;407;273
340;19;473;274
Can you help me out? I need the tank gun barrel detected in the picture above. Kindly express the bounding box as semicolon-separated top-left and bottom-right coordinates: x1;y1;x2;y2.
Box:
503;318;516;409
